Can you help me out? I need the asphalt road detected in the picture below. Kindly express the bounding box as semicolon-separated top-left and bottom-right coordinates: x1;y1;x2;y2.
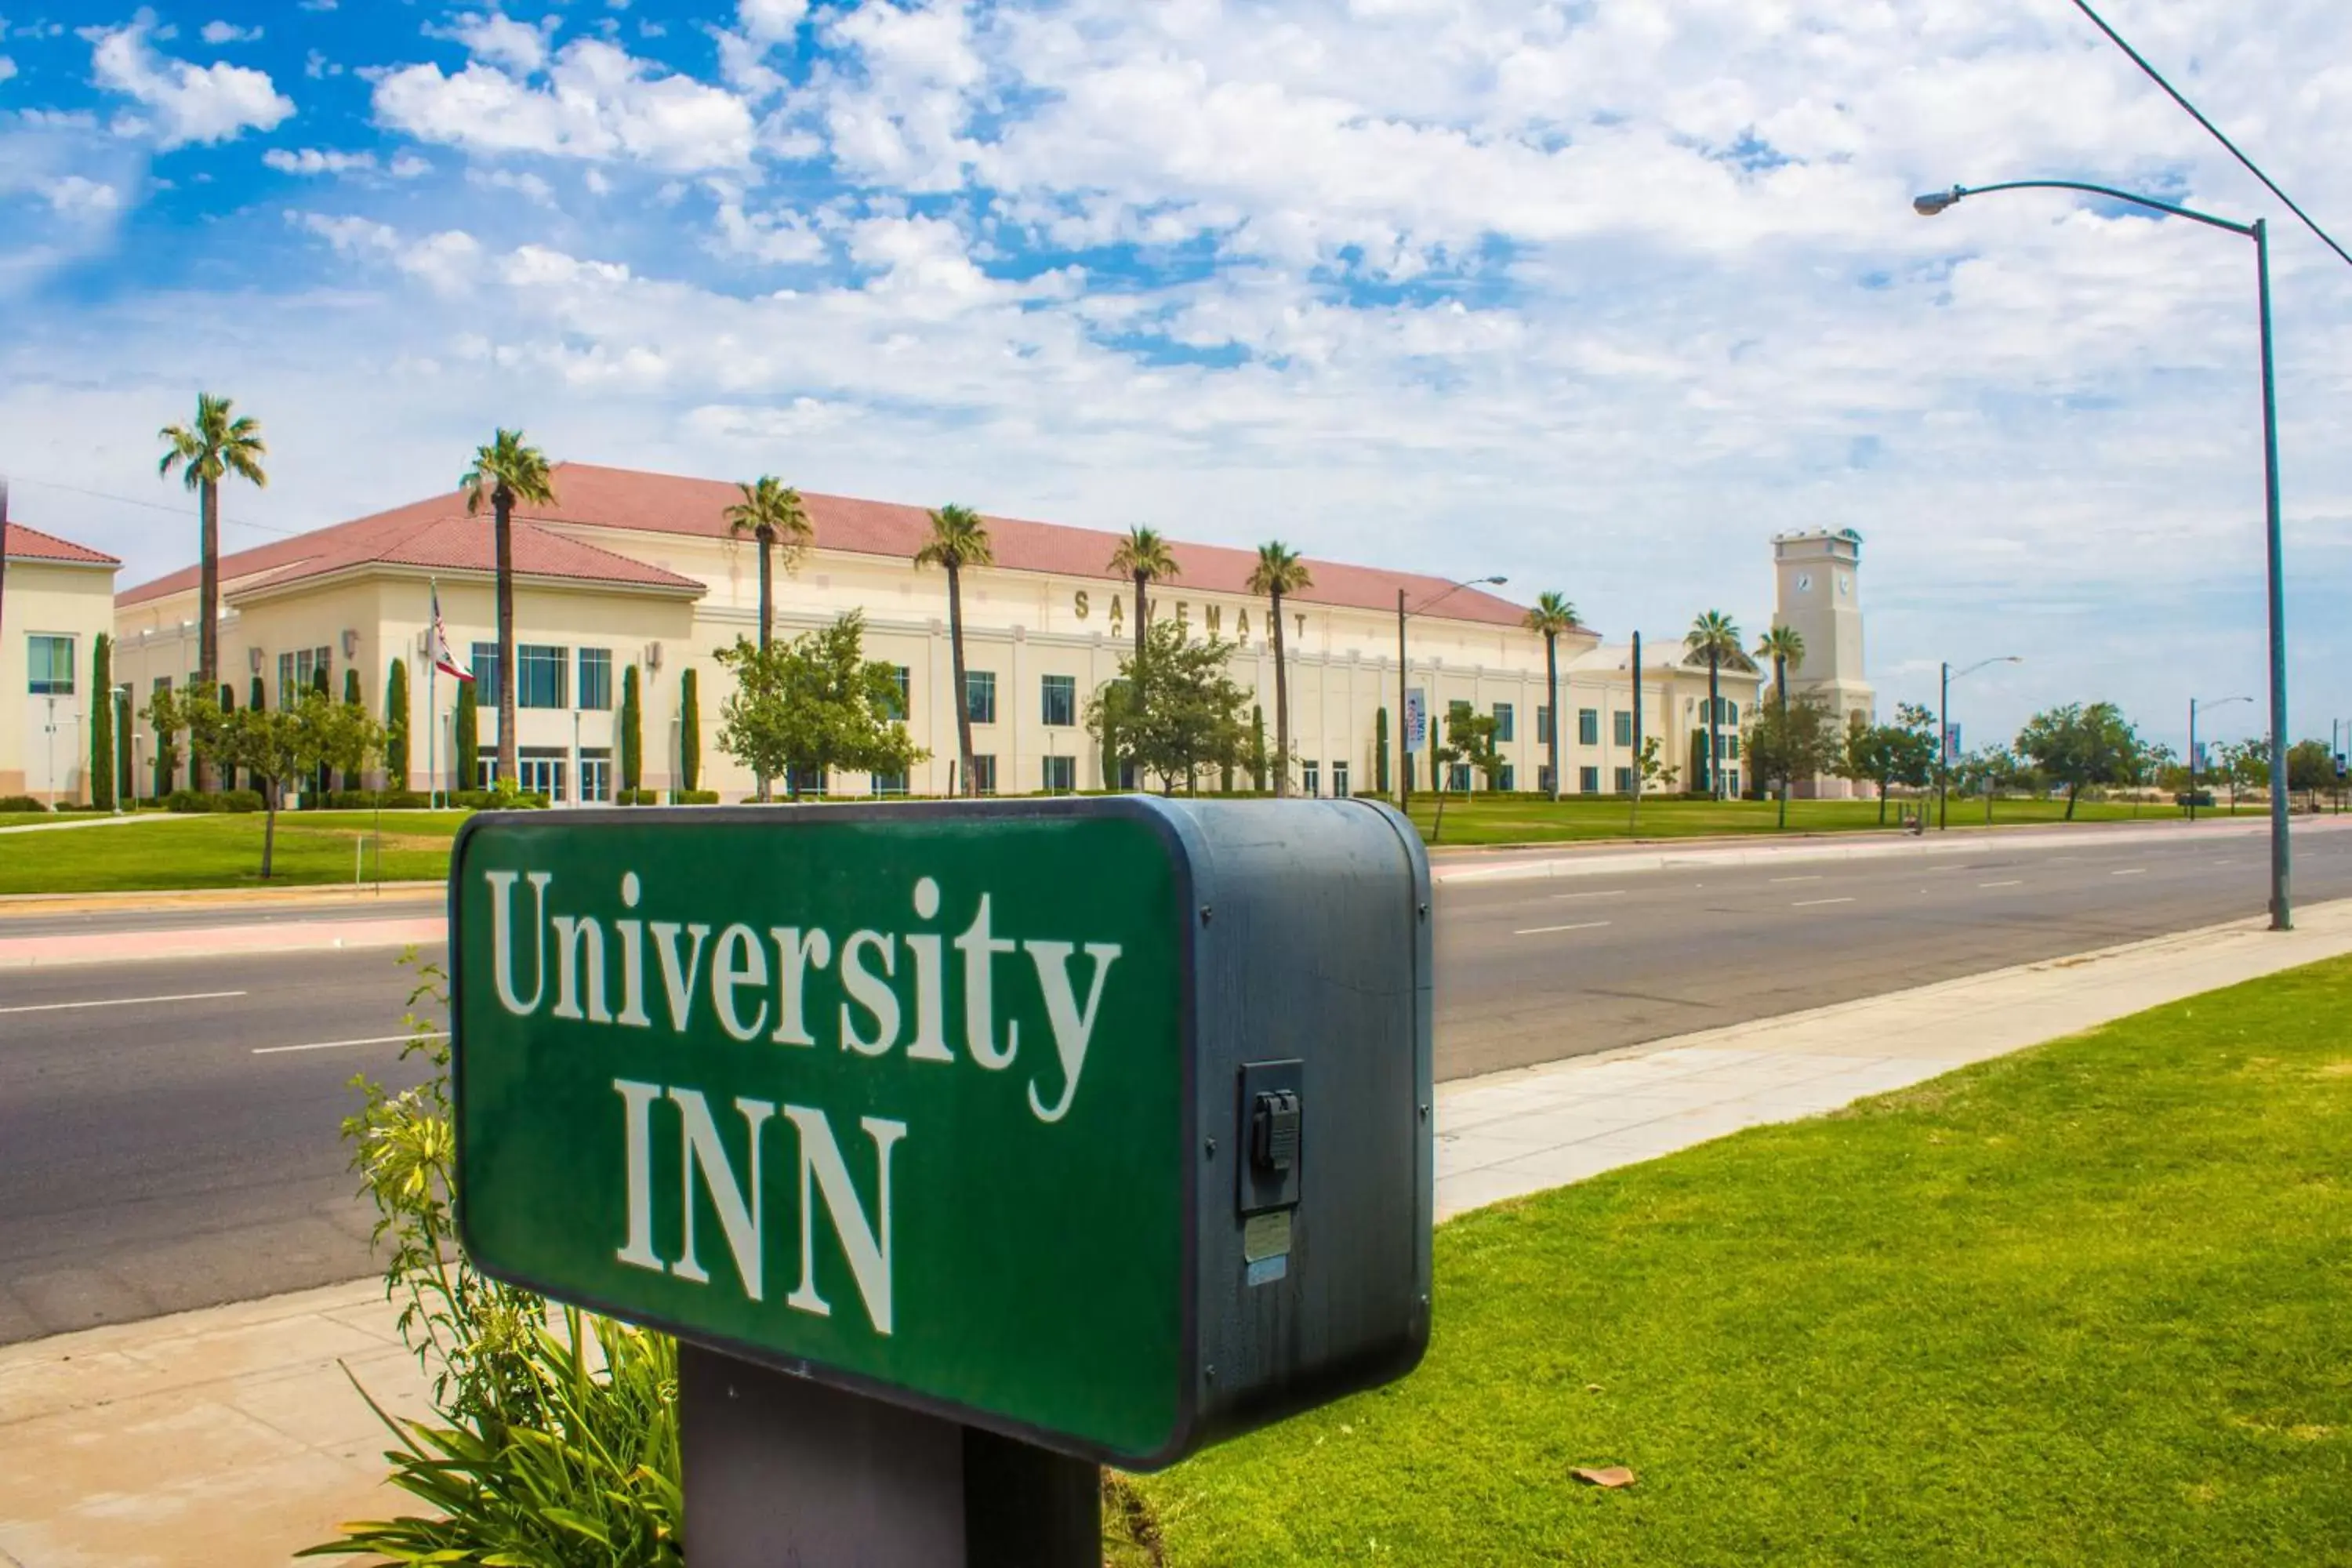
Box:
4;821;2348;1343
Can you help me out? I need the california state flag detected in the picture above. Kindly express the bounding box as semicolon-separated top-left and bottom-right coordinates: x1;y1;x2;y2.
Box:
429;580;472;681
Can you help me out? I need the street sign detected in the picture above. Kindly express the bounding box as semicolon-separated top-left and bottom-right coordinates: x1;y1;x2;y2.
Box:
1403;687;1427;753
452;797;1432;1471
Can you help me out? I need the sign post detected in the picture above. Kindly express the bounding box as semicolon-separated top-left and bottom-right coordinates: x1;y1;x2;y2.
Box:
452;796;1432;1565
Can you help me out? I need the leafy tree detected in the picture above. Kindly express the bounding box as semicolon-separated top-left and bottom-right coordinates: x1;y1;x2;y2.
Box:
1685;610;1743;800
459;429;557;787
2014;702;2145;820
1425;706;1501;841
1953;744;2031;821
913;503;993;796
1754;625;1806;826
1841;704;1940;823
2287;739;2336;802
454;675;480;789
1744;692;1837;821
678;666;702;793
2214;738;2269;809
1108;526;1180;679
1084;618;1252;794
1523;592;1578;801
158;391;267;789
714;612;926;798
152;688;381;877
89;633;114;810
1628;735;1676;833
619;664;642;793
385;659;411;790
1248;542;1313;797
724;477;811;800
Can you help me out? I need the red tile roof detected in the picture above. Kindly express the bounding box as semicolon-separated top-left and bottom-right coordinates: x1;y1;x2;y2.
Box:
119;495;704;607
121;461;1544;629
4;521;119;567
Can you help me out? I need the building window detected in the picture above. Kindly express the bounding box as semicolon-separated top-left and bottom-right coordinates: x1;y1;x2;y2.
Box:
1043;755;1076;793
1537;764;1555;794
966;670;997;725
1578;708;1599;746
518;746;568;801
579;747;612;804
871;769;909;797
970;754;997;795
1580;765;1600;794
517;644;568;710
789;764;826;797
278;652;294;705
26;634;74;695
1040;673;1076;729
1331;761;1350;798
1614;766;1634;793
1491;703;1514;742
1614;710;1634;746
884;666;911;721
472;642;502;710
1302;761;1320;797
284;644;333;706
1497;764;1515;792
1728;735;1742;760
475;757;501;786
578;648;613;711
1446;762;1472;792
1537;706;1553;745
1728;700;1740;724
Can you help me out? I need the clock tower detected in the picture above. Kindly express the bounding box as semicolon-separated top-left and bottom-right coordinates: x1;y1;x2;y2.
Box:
1771;528;1875;742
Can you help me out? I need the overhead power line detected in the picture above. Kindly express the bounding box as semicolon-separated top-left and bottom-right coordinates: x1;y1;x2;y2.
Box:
8;475;303;539
2069;0;2352;270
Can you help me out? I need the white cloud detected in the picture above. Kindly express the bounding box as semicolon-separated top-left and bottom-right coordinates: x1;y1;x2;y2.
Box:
39;175;122;216
469;165;557;205
372;37;756;169
263;146;373;175
89;15;293;147
711;197;826;264
387;151;431;179
200;20;262;45
0;56;16;85
739;0;808;45
448;11;550;76
304;49;341;80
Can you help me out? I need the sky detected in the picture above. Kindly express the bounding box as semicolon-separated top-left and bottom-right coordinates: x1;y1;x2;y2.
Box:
1;0;2348;753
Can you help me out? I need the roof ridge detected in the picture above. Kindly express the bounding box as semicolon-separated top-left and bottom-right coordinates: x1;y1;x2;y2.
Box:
3;521;121;565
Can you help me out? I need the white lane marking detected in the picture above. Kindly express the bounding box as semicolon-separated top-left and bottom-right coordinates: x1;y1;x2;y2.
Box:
253;1030;446;1057
0;989;246;1017
1922;863;1969;873
1514;921;1613;936
2212;859;2244;867
1979;880;2024;888
1770;875;1823;884
2112;868;2147;877
1792;897;1857;908
1550;889;1627;901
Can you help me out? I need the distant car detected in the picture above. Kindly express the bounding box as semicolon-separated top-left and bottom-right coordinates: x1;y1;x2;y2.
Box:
2173;791;2216;808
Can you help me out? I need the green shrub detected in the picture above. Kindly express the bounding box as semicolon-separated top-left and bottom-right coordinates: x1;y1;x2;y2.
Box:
615;787;660;805
445;788;550;811
314;960;681;1567
671;788;719;804
165;788;266;814
0;795;48;813
322;789;433;810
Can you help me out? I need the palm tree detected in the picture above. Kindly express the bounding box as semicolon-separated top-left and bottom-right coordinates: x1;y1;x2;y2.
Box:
1755;625;1806;827
158;393;267;789
724;476;812;803
1106;526;1180;673
914;504;993;796
460;430;557;789
1523;592;1579;802
1686;610;1743;801
724;476;812;652
1247;543;1313;798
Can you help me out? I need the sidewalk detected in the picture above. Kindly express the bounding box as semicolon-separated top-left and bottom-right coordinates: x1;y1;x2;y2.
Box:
5;901;2350;1566
0;913;446;969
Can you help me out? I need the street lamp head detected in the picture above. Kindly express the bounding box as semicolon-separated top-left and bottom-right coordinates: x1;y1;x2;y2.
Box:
1913;187;1963;217
1480;575;1508;586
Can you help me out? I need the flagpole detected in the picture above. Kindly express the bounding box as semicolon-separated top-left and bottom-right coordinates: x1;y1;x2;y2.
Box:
427;580;440;811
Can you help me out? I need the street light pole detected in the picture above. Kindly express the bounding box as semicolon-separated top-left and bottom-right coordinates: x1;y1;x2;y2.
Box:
1916;180;2291;927
2189;695;2252;822
1396;575;1508;816
1936;655;2020;829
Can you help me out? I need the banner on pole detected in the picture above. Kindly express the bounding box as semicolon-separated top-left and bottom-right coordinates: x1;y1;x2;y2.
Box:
1403;688;1427;753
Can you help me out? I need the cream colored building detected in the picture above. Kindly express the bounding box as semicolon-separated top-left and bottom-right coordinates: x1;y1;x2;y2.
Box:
3;521;122;804
112;463;1767;804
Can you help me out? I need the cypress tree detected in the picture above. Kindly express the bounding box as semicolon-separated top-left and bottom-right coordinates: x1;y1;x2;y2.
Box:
455;676;480;791
619;664;643;796
679;666;702;795
217;682;237;793
115;689;135;805
1375;705;1391;794
342;666;364;791
1251;705;1268;792
313;666;332;802
89;633;114;809
385;659;410;790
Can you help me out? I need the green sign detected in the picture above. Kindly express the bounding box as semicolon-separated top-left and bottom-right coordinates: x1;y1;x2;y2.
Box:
452;804;1189;1462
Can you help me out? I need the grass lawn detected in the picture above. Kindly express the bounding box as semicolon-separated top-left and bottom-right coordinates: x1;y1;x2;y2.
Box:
1408;793;2257;847
1127;957;2352;1566
0;810;471;894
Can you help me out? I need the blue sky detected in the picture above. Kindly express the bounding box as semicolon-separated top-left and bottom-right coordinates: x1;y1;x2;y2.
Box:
2;0;2349;750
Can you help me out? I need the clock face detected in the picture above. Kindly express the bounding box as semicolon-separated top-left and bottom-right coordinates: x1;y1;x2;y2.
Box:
1795;572;1813;593
1836;573;1852;598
